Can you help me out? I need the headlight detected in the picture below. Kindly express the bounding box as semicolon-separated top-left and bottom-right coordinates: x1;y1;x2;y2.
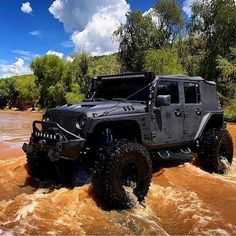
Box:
42;114;50;122
76;115;87;129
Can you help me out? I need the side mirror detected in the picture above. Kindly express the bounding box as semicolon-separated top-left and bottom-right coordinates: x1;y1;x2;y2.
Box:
156;95;171;106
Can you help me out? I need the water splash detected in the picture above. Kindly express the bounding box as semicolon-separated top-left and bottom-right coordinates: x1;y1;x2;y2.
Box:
0;111;236;235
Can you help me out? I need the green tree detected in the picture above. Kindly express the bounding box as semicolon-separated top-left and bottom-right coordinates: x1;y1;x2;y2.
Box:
177;35;206;76
65;83;85;104
30;55;67;108
114;11;160;72
0;78;18;109
154;0;184;48
68;53;120;94
89;54;120;76
114;0;183;72
0;79;11;108
13;75;39;109
145;49;186;74
216;48;236;104
68;52;91;94
189;0;236;80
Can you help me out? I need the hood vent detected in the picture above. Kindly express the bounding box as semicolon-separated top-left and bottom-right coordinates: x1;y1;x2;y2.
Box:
122;106;135;111
81;104;96;108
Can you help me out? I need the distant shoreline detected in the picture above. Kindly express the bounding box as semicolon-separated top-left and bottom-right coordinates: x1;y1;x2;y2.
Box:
0;109;42;113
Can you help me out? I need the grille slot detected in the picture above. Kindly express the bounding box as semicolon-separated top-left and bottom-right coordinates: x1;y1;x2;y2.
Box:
48;114;78;134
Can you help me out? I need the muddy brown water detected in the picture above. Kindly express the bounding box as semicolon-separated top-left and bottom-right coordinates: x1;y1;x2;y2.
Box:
0;111;235;235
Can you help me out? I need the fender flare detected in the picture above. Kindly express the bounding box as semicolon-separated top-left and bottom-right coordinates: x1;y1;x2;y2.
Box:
194;112;224;140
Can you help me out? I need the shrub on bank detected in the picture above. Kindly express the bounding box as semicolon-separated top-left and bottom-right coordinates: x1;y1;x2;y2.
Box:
224;98;236;122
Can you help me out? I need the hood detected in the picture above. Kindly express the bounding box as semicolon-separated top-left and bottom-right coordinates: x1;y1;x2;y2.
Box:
47;100;147;118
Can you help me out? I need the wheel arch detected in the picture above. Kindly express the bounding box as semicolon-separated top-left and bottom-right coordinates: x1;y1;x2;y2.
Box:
87;120;142;144
195;112;224;140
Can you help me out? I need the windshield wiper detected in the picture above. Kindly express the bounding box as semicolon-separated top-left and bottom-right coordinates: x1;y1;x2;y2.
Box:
84;98;106;102
112;98;127;102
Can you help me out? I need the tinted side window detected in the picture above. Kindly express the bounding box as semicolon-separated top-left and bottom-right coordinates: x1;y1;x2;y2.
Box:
184;82;201;104
157;81;179;104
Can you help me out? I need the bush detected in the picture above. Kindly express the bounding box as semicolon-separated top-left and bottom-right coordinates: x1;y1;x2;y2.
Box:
144;49;186;74
224;98;236;122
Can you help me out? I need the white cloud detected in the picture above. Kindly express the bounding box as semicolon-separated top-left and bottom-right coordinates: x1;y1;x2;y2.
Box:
66;56;74;62
11;49;39;61
46;50;64;58
14;58;24;67
143;8;160;26
183;0;213;17
21;2;33;14
29;30;41;37
71;10;122;56
182;0;196;17
49;0;130;56
0;58;32;78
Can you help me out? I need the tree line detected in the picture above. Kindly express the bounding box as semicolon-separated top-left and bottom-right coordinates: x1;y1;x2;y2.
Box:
0;54;120;110
0;0;235;119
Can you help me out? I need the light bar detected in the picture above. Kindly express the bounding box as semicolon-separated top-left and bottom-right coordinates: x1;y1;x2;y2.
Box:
101;74;145;80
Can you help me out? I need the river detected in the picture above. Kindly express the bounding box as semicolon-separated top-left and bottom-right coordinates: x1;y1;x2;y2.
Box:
0;111;235;235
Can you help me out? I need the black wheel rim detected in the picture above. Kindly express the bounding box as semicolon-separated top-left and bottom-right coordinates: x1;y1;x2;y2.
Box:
117;152;141;190
219;143;228;161
120;161;139;188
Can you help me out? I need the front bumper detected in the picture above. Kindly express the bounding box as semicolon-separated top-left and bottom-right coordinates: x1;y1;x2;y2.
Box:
23;120;86;161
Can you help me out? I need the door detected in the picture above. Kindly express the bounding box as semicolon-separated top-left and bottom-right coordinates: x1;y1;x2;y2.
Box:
183;82;204;141
152;80;184;145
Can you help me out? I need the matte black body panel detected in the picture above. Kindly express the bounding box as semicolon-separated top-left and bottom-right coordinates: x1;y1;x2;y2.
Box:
23;73;225;160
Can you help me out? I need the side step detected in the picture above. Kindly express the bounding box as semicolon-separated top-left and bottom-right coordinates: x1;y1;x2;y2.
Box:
151;149;197;163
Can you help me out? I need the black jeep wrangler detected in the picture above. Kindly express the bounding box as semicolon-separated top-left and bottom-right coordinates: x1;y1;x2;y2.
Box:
23;72;234;209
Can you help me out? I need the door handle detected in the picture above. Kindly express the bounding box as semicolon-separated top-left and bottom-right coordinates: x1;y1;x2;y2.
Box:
195;108;203;116
175;109;183;117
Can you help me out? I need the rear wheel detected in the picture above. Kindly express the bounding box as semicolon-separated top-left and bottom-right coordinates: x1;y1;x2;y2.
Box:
197;128;233;174
92;140;152;209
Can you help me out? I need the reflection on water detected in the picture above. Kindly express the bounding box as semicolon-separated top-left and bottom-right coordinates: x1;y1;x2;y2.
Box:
0;111;235;235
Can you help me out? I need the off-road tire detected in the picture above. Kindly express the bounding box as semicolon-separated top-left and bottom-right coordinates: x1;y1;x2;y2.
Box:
198;128;233;174
26;148;47;179
92;140;152;209
71;163;91;187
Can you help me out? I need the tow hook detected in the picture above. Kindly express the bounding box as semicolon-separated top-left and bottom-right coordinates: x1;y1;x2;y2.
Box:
38;139;46;149
22;143;33;155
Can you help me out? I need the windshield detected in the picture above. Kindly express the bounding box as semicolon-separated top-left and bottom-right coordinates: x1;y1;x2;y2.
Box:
94;77;151;101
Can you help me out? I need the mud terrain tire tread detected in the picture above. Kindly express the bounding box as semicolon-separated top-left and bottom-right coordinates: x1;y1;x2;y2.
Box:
92;140;152;209
198;128;233;174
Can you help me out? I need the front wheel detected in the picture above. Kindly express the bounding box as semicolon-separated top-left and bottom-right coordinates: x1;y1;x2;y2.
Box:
92;141;152;209
197;128;233;174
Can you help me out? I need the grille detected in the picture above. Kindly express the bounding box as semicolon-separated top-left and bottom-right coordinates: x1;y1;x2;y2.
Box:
49;114;78;134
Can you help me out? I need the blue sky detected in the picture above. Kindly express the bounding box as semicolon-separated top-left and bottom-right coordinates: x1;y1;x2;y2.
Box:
0;0;191;78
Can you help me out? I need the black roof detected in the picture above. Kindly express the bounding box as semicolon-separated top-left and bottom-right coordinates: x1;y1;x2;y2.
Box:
158;75;216;85
159;74;203;80
97;73;215;85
